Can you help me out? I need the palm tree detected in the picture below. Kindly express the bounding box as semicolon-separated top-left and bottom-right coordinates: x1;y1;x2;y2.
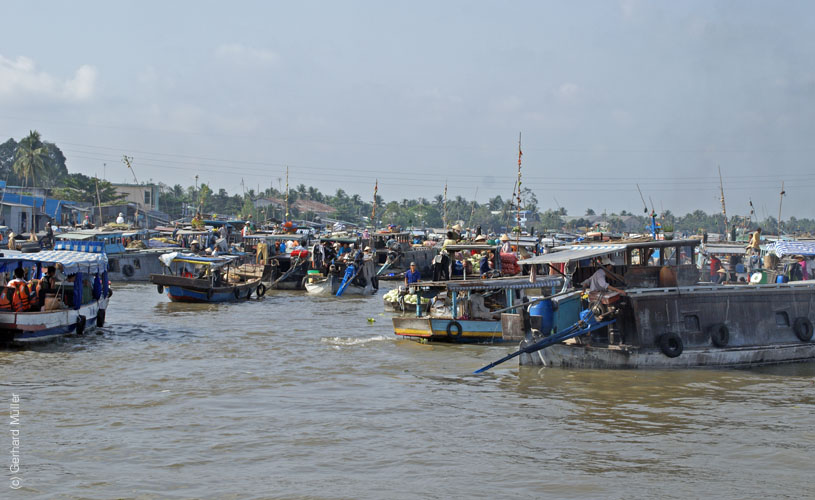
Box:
13;131;48;233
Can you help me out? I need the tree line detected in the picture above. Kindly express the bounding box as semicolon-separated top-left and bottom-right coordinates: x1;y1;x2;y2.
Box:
3;131;814;235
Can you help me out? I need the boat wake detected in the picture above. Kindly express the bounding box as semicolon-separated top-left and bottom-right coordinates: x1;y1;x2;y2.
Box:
320;335;391;347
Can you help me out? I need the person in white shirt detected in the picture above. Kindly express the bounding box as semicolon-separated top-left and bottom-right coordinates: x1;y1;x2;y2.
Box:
582;257;626;295
116;212;125;224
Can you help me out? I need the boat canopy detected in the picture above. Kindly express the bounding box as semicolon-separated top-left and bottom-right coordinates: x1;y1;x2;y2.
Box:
246;233;304;241
700;244;747;255
158;252;236;269
0;250;108;275
410;276;564;292
518;244;627;265
767;240;815;257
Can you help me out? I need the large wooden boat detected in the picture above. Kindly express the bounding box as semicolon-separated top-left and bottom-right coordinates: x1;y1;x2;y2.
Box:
150;253;267;303
509;239;815;369
0;247;111;344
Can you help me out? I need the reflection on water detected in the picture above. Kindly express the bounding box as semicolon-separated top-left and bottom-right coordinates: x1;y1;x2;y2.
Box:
0;282;813;499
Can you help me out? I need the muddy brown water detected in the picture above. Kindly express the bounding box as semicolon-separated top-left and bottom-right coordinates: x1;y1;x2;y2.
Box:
1;282;813;499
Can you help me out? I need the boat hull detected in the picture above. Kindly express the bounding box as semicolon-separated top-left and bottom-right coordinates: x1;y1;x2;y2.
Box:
0;297;109;344
393;316;505;343
151;274;261;303
522;341;815;369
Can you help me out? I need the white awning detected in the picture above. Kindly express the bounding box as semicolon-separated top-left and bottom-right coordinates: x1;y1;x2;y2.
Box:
518;244;627;265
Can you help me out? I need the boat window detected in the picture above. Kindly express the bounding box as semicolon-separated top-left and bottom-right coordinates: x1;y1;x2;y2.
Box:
108;259;120;272
775;311;790;327
683;315;700;332
630;249;643;265
678;246;693;265
134;259;141;269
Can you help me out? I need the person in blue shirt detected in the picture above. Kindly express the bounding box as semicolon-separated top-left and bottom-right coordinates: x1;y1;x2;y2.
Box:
404;262;421;286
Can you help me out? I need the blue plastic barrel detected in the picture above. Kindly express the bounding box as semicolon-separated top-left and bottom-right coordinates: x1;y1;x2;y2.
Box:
530;299;554;335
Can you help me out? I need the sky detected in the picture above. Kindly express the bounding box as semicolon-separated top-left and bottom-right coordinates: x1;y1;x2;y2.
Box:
1;0;814;219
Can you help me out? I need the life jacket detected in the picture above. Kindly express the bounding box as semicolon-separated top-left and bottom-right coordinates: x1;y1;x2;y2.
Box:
11;282;31;312
0;287;13;311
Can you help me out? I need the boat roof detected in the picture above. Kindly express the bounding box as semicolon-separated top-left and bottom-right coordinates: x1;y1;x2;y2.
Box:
56;230;124;240
0;249;108;275
700;243;748;255
443;244;501;251
245;233;305;241
767;240;815;256
320;236;358;243
410;275;564;292
158;252;237;269
519;239;701;265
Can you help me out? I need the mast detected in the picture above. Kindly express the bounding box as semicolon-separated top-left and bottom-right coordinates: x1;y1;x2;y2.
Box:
371;179;378;231
778;181;785;237
516;132;522;248
122;155;139;226
718;166;728;240
442;181;448;229
467;187;478;232
285;166;289;221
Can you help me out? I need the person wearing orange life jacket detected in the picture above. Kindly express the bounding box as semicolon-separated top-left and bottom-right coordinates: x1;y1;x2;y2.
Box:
8;268;32;312
0;286;13;311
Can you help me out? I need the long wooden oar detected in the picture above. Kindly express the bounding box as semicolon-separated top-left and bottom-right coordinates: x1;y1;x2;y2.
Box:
473;323;582;374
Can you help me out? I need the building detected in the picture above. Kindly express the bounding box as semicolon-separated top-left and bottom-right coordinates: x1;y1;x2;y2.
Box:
110;183;160;212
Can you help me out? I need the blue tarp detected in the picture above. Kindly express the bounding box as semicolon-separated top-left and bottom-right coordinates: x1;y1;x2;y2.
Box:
0;193;79;221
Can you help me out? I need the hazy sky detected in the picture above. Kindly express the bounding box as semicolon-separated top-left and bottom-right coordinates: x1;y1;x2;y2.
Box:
1;0;814;219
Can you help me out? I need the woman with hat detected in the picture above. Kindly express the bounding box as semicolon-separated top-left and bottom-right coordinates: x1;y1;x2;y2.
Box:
499;234;512;254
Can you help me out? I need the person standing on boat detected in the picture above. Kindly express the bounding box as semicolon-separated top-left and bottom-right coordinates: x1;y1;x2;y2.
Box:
710;255;723;284
311;240;325;270
500;234;512;254
43;222;55;249
405;262;421;286
582;257;626;295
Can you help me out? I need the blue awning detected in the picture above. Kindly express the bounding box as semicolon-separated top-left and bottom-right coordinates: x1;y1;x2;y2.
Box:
0;249;108;275
767;240;815;257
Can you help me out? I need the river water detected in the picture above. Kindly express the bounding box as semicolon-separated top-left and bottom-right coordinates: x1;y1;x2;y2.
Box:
1;282;814;499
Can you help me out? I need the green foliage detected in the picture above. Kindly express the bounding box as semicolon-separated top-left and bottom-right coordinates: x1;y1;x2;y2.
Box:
51;173;127;204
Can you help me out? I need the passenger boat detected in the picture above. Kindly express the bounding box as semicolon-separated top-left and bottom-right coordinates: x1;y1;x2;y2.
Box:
150;252;267;303
506;239;815;368
0;245;111;344
392;273;564;343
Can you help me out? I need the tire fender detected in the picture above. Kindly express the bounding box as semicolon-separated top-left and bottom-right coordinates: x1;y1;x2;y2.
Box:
709;323;729;348
658;332;683;358
446;320;463;339
256;284;266;298
793;317;813;342
75;315;86;335
96;309;106;328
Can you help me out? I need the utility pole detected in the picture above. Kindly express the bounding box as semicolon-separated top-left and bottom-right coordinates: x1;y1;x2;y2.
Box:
718;166;728;240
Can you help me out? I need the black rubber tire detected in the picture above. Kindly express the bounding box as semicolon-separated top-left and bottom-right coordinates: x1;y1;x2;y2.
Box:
107;287;113;298
658;332;683;358
709;323;729;348
793;317;813;342
446;321;463;339
75;315;86;335
256;284;266;298
233;287;240;299
121;264;135;277
21;243;41;253
156;284;164;294
96;309;106;328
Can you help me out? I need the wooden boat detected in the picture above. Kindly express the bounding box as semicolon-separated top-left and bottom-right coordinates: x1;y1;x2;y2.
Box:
392;275;563;343
367;230;438;280
305;258;378;296
0;247;111;344
150;252;267;303
243;233;311;290
506;239;815;369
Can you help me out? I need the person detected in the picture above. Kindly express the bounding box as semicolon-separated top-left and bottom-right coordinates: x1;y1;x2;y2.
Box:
311;240;325;270
81;215;93;229
582;257;626;295
362;228;370;240
116;212;125;224
710;255;723;283
256;240;268;265
43;222;55;249
499;234;512;254
219;223;228;241
8;268;32;312
747;228;762;253
7;231;15;250
479;251;493;277
797;256;809;281
404;262;421;286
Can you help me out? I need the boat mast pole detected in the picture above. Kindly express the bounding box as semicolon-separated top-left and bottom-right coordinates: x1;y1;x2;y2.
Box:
285;166;289;222
778;181;785;237
718;166;728;240
442;181;448;229
516;132;522;249
371;179;377;232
